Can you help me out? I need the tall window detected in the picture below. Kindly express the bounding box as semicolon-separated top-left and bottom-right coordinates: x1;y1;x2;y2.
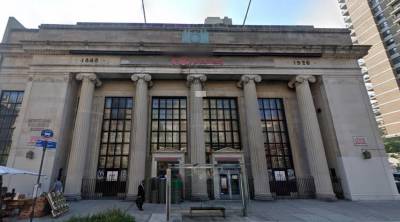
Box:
97;97;133;185
258;98;294;181
203;98;241;151
0;91;24;165
151;97;187;151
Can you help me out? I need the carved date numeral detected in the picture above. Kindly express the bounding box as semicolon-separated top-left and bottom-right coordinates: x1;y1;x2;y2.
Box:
293;60;311;65
81;58;99;63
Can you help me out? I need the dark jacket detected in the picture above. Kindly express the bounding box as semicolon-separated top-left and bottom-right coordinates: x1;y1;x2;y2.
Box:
137;184;145;199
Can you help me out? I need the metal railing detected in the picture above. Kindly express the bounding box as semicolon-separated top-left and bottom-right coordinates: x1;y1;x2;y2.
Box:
269;177;316;199
332;178;344;199
81;178;126;199
80;176;343;200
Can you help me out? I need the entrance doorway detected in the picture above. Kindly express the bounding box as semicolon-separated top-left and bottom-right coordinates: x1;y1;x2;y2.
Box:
218;163;241;199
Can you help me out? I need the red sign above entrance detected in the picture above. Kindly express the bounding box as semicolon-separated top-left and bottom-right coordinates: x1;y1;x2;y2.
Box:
171;57;224;66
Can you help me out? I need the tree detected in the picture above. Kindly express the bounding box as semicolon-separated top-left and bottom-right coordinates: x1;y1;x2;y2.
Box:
384;136;400;153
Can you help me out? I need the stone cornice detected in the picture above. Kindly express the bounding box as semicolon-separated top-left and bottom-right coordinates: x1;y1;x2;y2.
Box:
0;42;370;59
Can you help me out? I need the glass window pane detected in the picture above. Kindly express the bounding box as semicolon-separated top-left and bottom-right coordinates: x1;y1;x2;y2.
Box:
180;110;186;119
110;120;117;131
166;109;173;119
181;121;187;131
166;133;172;143
153;109;159;119
210;99;216;108
203;100;209;108
115;144;122;155
124;132;130;142
121;157;128;168
153;98;159;108
114;157;121;168
123;144;130;155
152;132;158;142
173;121;179;131
100;144;107;155
173;99;180;108
99;157;106;168
160;99;166;108
108;144;115;155
127;99;133;109
125;120;131;131
217;110;224;119
173;132;179;143
173;109;180;119
152;121;158;130
117;121;124;131
181;132;187;143
181;99;186;108
166;121;173;130
167;99;173;108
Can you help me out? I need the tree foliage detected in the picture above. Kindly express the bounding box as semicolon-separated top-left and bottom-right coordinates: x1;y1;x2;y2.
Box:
384;136;400;153
64;209;135;222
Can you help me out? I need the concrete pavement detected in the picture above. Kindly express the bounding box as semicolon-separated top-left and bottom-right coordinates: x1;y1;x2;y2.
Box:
12;199;400;222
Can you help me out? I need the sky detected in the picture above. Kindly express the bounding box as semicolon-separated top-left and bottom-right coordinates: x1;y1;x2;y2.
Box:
0;0;345;37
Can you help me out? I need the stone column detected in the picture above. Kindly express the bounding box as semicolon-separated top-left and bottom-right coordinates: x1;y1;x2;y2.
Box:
288;75;336;200
187;74;209;200
64;73;101;200
238;74;273;200
126;73;152;200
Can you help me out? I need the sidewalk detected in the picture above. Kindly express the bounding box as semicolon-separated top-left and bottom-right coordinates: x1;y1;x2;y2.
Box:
12;199;400;222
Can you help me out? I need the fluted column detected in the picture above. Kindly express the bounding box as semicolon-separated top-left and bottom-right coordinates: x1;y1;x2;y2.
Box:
64;73;101;200
288;75;336;200
126;73;152;199
187;74;209;200
239;74;273;200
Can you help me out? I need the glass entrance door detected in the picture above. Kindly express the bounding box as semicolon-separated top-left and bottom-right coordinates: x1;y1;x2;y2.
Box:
219;169;240;199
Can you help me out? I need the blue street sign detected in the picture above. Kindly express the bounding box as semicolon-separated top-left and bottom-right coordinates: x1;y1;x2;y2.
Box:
41;129;54;138
35;140;57;149
46;141;57;149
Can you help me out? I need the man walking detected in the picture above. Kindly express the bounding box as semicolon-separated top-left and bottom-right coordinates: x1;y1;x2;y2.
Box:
136;180;145;211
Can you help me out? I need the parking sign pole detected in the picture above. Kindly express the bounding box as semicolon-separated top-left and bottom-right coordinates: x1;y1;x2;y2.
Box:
30;140;47;222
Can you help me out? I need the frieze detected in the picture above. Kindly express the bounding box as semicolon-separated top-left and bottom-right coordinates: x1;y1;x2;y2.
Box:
30;74;71;83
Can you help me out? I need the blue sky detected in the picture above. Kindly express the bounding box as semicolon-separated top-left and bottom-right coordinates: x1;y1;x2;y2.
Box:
0;0;344;37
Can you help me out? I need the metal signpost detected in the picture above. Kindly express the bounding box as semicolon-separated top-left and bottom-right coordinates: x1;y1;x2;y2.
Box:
30;129;56;222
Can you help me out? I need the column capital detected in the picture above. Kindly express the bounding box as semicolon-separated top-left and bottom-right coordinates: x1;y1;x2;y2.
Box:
288;75;316;88
131;73;152;82
237;74;262;88
76;73;102;87
187;74;207;84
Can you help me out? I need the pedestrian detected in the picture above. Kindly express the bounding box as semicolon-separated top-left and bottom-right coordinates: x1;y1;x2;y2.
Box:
52;178;63;193
136;180;145;211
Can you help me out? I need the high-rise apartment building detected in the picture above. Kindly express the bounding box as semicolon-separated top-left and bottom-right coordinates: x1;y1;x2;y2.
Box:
339;0;400;137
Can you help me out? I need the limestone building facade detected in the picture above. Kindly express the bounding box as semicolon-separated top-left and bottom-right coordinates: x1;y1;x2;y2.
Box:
0;17;398;201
